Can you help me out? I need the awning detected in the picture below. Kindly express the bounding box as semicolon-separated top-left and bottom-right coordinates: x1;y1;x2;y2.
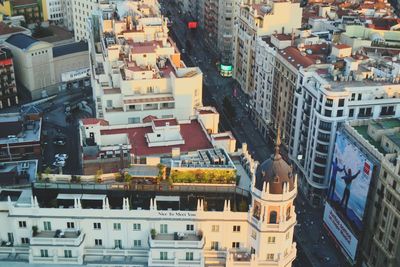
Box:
155;196;180;202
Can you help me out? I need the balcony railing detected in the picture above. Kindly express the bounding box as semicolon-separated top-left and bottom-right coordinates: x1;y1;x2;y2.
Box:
149;233;204;249
31;230;84;246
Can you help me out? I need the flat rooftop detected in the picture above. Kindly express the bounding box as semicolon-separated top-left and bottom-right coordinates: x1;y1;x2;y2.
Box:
0;160;38;185
0;114;41;145
98;119;213;157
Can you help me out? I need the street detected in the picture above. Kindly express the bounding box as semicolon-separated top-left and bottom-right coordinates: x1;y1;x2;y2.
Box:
161;1;348;266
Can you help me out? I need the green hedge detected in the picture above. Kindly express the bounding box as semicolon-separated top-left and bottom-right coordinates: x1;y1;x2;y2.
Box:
170;169;236;184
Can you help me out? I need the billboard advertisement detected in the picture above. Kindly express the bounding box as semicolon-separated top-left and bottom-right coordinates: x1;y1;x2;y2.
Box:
188;21;198;29
324;203;358;260
61;68;90;83
324;131;374;261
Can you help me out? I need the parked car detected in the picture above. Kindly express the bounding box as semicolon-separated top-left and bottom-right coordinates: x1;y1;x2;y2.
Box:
55;154;68;160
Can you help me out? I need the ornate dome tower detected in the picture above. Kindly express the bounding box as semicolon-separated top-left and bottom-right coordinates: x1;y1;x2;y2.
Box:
247;129;297;266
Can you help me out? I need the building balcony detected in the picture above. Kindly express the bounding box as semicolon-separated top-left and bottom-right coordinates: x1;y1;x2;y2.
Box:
149;233;204;249
105;107;124;113
30;230;84;246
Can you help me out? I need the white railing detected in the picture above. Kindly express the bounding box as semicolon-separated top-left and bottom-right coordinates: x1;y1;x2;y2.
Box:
30;233;85;246
149;235;204;249
0;246;29;254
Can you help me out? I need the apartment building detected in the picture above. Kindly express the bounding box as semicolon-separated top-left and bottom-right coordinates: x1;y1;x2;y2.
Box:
0;46;18;110
204;0;238;66
330;118;400;267
290;46;400;206
352;119;400;267
88;2;203;125
0;142;297;266
251;33;329;147
232;0;302;94
0;0;46;24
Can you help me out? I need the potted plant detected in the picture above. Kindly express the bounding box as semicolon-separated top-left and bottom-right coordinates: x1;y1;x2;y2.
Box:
150;228;156;239
32;226;38;237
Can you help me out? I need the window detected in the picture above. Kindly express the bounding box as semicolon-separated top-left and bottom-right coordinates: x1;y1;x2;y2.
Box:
40;249;49;257
268;236;276;243
128;117;140;124
186;224;194;231
106;100;112;108
95;239;102;246
134;240;142;247
394;218;398;228
160;251;168;260
64;250;72;258
211;241;219;250
211;225;219;232
349;109;354;117
269;211;277;223
251;230;257;239
113;223;121;230
325;98;333;107
233;225;241;232
93;222;101;229
358;94;362;100
43;221;51;231
160;224;168;234
133;223;141;230
18;221;26;228
114;240;122;249
21;238;30;244
186;252;194;260
67;222;75;229
267;253;274;260
338;99;345;107
232;242;240;248
337;110;343;117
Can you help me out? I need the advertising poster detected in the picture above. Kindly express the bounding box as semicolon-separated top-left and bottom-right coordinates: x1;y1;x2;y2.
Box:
324;131;374;261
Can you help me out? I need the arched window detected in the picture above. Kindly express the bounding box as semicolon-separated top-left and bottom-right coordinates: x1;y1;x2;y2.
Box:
269;211;277;224
286;206;291;220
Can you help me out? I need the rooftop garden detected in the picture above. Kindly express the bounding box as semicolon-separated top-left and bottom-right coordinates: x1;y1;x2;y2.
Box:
169;169;237;184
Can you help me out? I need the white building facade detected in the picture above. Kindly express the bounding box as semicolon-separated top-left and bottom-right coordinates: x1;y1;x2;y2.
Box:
290;56;400;206
232;0;302;94
0;145;297;266
88;2;203;125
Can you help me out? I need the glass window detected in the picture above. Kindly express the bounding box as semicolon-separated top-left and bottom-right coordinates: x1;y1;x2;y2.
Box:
113;223;121;230
160;251;168;260
186;252;193;260
64;250;72;258
133;223;141;230
40;249;48;257
43;221;51;231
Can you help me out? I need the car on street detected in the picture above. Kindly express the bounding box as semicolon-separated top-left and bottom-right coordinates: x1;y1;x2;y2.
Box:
55;154;68;161
53;160;65;167
53;138;66;146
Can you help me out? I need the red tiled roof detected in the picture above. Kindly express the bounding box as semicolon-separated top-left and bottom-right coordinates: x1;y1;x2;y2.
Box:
334;44;351;49
81;118;109;126
100;120;213;156
142;115;158;123
123;96;174;104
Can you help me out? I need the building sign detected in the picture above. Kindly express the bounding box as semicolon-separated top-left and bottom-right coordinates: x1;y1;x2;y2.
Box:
158;211;196;217
220;64;233;71
188;21;198;29
323;131;375;262
61;68;90;83
324;203;358;260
